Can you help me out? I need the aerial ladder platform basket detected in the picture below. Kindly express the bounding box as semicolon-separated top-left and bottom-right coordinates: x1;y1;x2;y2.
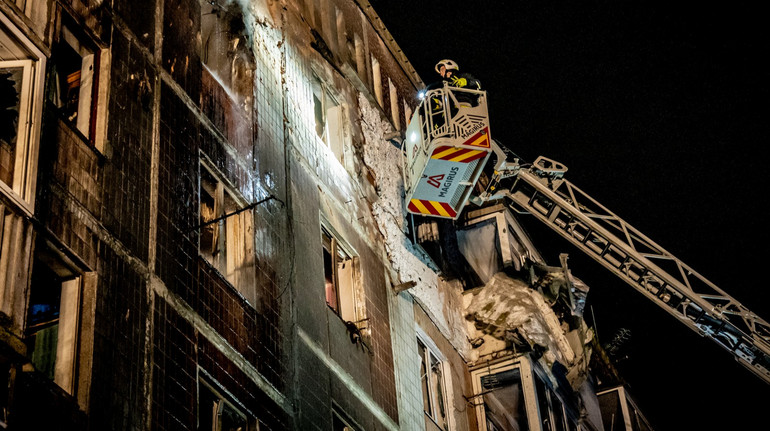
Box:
403;84;493;220
401;84;770;384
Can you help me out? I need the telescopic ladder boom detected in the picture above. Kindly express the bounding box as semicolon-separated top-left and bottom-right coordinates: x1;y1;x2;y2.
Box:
474;149;770;384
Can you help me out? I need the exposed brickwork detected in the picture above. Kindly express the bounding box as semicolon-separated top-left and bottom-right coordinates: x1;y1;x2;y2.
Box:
114;0;155;51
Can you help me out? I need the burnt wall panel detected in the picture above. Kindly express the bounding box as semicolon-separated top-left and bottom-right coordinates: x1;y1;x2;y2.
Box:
35;115;102;270
195;258;284;391
152;288;289;431
89;245;149;430
162;0;202;102
103;29;154;262
114;0;156;51
156;83;199;304
295;340;332;431
198;334;289;430
152;297;197;431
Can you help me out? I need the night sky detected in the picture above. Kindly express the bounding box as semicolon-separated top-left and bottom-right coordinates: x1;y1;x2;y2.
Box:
371;1;770;430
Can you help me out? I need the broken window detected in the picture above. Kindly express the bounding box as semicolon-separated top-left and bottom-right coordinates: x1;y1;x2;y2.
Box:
1;12;45;208
417;337;449;430
321;225;363;326
312;76;345;162
25;249;82;395
49;16;101;142
200;0;255;113
199;162;256;304
198;377;254;431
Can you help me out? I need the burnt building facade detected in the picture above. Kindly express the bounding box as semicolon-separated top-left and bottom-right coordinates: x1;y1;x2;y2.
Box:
1;0;638;430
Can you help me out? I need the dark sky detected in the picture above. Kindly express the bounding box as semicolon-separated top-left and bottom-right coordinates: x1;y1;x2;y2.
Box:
371;1;770;430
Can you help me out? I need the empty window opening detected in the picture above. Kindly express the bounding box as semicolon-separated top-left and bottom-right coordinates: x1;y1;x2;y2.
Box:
388;79;400;130
199;162;256;304
25;251;82;395
353;34;365;83
418;337;449;430
199;377;255;431
312;76;344;162
371;57;382;107
403;100;413;130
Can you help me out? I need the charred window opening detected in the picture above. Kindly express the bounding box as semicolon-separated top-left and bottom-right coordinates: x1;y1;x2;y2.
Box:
0;12;45;206
199;161;256;304
198;376;254;431
49;16;99;141
418;337;449;430
312;75;344;162
200;0;255;113
25;245;82;395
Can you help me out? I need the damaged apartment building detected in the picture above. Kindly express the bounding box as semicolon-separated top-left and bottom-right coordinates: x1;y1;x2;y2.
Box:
0;0;651;430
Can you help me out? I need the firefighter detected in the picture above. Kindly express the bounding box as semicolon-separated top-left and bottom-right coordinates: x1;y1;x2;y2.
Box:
434;59;481;91
426;59;482;129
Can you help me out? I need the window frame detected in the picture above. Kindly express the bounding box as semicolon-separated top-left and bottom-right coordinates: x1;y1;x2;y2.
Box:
48;13;110;151
24;244;85;396
197;371;257;431
198;157;256;303
416;331;451;430
312;74;346;163
0;11;46;214
320;221;364;326
470;357;540;431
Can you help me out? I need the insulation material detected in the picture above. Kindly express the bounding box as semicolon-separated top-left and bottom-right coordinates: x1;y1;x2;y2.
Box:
457;220;501;284
465;272;575;366
358;93;471;355
533;258;590;317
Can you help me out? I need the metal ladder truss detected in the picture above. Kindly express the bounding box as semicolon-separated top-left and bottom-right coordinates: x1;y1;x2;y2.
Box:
495;163;770;384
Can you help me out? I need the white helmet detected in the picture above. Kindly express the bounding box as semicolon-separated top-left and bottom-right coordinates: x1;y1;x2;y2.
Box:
435;59;458;74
